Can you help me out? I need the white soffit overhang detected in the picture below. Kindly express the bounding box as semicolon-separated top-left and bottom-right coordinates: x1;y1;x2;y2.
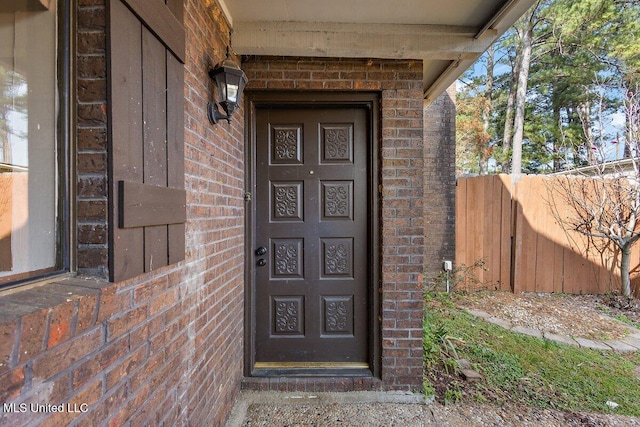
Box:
219;0;537;103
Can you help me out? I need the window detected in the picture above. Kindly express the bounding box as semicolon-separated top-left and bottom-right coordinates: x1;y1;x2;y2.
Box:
0;0;66;286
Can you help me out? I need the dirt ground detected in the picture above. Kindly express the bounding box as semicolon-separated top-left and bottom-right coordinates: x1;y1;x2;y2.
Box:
454;291;640;340
241;400;640;427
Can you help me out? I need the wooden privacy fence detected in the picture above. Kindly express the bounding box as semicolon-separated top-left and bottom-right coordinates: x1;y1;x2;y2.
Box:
455;174;640;295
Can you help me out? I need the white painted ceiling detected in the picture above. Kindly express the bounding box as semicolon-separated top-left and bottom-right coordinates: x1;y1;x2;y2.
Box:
220;0;537;101
224;0;503;26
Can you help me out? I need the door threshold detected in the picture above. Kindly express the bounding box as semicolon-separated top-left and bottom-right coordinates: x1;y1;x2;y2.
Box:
252;362;372;377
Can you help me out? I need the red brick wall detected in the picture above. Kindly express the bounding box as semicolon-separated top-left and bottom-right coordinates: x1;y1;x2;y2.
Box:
0;4;455;425
77;0;108;277
0;1;244;426
242;57;426;391
423;85;456;279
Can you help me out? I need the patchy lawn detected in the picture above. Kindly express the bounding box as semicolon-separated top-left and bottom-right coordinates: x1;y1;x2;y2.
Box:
424;293;640;416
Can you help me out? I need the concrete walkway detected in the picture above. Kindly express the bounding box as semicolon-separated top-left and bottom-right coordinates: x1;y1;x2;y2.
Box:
225;391;426;427
226;389;640;427
463;308;640;352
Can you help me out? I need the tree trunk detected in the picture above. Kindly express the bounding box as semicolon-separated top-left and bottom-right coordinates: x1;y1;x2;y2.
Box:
621;245;632;297
501;49;519;173
624;86;639;159
552;99;561;171
481;45;494;175
578;101;596;164
511;14;534;182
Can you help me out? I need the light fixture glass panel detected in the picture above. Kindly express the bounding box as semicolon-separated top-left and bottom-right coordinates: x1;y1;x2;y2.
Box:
227;84;238;103
217;79;227;101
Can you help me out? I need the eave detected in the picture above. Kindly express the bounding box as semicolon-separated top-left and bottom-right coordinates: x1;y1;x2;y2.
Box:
218;0;537;102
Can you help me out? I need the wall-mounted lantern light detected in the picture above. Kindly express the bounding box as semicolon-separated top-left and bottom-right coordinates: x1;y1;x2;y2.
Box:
207;57;248;124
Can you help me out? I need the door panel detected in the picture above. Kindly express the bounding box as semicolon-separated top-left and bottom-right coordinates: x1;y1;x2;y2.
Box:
253;107;370;370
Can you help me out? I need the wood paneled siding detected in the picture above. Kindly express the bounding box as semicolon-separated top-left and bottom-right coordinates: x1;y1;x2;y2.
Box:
107;0;186;282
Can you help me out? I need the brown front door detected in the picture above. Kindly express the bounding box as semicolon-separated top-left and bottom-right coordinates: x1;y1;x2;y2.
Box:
250;96;374;375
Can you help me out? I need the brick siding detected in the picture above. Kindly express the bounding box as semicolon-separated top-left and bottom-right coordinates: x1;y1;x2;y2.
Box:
423;85;457;280
243;57;426;391
0;3;457;426
77;0;108;277
0;1;244;425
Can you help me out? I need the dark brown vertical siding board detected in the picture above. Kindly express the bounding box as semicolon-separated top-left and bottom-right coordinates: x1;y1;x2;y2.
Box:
109;0;145;282
166;0;184;22
107;0;186;281
167;53;185;264
142;30;168;189
142;28;170;271
119;182;186;227
121;0;185;63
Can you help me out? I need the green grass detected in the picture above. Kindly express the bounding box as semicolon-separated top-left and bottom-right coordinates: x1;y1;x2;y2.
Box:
424;293;640;416
614;314;640;329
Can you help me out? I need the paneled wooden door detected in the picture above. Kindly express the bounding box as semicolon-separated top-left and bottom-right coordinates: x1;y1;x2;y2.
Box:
249;96;376;375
